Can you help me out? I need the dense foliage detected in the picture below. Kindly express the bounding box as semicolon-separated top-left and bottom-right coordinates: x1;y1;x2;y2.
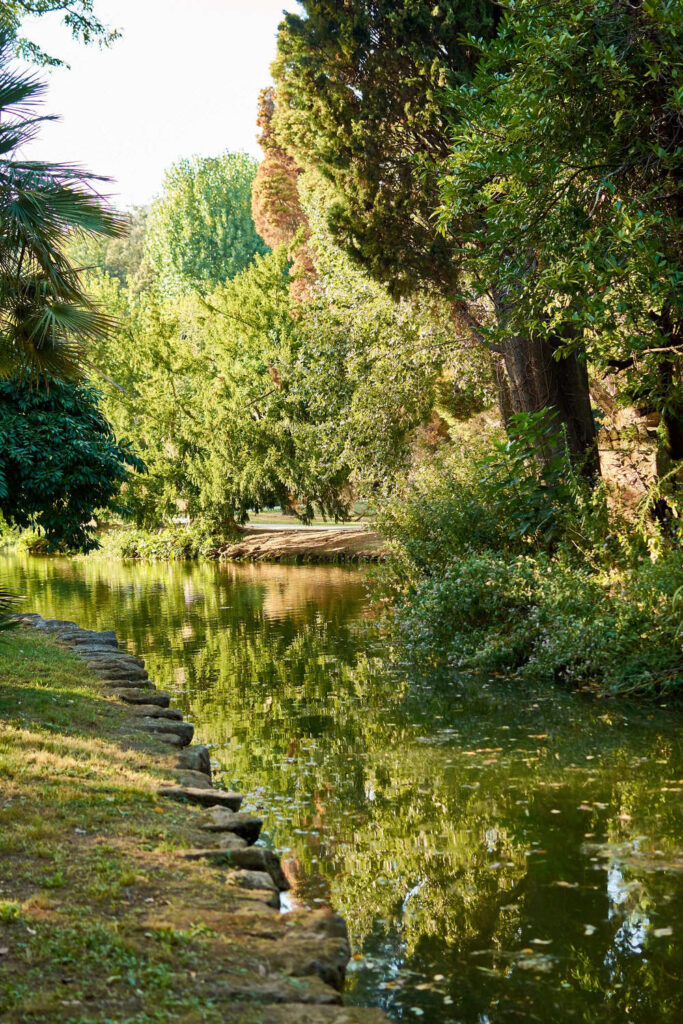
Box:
439;0;683;455
4;0;680;699
0;375;143;551
83;208;472;528
145;153;269;297
378;425;683;696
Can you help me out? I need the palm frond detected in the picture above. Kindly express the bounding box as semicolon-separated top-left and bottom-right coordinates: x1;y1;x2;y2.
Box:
0;588;21;636
0;33;124;382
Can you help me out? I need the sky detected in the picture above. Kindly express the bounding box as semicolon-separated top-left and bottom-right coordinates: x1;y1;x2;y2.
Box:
19;0;300;209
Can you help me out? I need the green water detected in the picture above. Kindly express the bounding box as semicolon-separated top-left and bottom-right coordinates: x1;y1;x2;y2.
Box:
2;551;682;1023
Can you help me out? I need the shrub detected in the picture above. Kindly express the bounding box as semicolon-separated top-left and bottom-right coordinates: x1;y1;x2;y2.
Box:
99;524;220;561
379;420;683;699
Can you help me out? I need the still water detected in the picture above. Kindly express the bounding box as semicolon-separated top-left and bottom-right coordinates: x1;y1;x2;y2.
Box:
1;551;682;1022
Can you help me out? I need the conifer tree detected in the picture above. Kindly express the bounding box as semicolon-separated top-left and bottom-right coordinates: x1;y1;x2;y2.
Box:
271;1;599;474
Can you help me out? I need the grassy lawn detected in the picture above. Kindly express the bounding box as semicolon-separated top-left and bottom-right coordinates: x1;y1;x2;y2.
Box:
0;629;357;1024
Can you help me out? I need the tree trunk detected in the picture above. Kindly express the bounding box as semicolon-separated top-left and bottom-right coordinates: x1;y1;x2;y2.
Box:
499;330;599;478
658;359;683;461
491;279;599;477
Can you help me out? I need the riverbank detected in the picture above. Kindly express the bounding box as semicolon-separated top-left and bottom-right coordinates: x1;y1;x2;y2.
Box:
0;619;388;1023
213;527;385;563
69;524;386;564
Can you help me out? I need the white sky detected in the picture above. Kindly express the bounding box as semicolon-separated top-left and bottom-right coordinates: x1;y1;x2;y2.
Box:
19;0;301;209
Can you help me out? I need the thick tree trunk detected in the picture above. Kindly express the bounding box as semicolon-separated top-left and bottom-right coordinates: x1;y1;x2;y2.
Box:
658;359;683;461
491;278;599;478
500;330;599;477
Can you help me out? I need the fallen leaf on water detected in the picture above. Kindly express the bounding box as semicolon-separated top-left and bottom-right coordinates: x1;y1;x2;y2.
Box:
653;927;673;938
584;925;596;936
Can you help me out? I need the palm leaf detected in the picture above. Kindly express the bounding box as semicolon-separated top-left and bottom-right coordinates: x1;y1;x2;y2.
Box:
0;588;21;636
0;30;124;382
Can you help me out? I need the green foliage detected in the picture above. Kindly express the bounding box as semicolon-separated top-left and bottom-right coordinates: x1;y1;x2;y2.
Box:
0;374;144;552
0;34;122;381
272;0;500;298
144;152;268;297
379;420;683;697
438;0;683;428
0;1;119;66
68;205;152;295
102;524;218;561
81;188;474;533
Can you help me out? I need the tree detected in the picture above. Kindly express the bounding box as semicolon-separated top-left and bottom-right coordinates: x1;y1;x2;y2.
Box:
271;1;599;474
251;86;315;300
0;374;144;551
0;33;122;381
68;205;153;295
81;204;469;531
272;0;499;299
0;1;119;66
439;0;683;459
145;152;269;297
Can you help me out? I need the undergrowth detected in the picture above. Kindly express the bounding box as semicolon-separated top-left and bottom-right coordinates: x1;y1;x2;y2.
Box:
378;411;683;699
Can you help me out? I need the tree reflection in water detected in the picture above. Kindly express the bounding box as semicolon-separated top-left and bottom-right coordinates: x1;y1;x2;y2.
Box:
2;551;681;1022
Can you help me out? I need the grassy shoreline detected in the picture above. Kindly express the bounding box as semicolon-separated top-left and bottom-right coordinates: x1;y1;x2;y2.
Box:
0;627;387;1023
4;523;385;564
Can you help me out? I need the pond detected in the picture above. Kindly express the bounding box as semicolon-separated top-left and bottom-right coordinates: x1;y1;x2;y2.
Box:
1;551;682;1022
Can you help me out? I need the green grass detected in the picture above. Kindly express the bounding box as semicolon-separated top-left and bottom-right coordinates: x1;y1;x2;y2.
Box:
0;631;335;1023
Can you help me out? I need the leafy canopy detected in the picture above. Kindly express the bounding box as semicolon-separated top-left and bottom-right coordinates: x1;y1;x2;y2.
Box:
0;1;119;66
0;33;122;381
145;152;269;297
438;0;683;399
272;0;500;298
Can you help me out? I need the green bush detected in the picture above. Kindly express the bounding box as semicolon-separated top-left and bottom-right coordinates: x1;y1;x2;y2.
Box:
379;420;683;699
99;524;219;561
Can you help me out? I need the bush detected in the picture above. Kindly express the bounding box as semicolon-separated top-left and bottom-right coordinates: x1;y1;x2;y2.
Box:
379;421;683;699
99;524;219;561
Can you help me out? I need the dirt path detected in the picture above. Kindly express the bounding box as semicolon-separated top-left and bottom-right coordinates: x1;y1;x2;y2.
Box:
215;528;385;563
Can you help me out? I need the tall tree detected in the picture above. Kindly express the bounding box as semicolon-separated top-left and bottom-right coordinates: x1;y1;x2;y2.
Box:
439;0;683;459
145;152;269;297
0;33;122;381
272;1;599;473
251;86;315;300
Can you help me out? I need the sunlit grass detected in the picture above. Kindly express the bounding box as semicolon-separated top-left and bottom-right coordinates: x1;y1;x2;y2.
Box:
0;630;310;1022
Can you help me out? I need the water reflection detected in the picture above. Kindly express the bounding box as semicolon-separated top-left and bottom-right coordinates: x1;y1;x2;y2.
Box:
1;551;682;1022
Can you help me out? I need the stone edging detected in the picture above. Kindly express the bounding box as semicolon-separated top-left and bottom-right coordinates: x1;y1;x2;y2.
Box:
16;613;391;1022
